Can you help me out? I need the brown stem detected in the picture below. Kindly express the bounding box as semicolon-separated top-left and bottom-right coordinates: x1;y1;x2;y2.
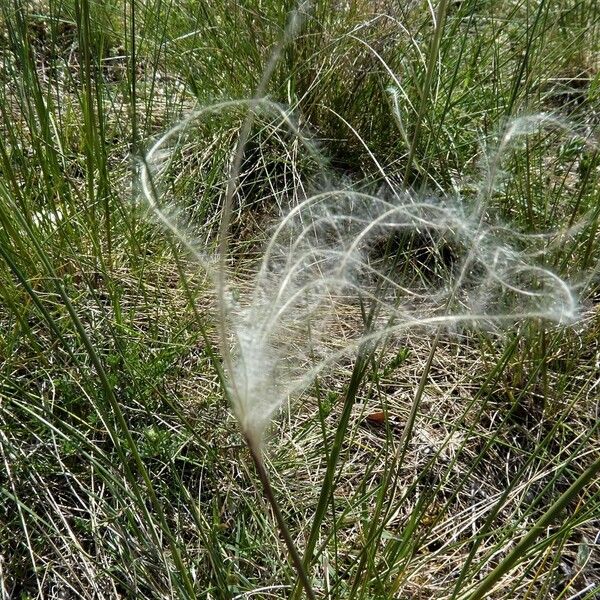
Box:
246;438;317;600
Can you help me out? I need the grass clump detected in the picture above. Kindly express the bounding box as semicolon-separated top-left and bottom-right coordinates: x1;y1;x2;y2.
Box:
1;1;599;599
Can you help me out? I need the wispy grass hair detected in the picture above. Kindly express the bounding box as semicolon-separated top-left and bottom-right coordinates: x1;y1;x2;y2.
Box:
139;101;582;450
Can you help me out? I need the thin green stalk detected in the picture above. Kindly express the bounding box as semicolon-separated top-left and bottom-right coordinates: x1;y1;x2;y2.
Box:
247;439;317;600
404;0;450;185
347;328;442;598
75;0;99;235
506;0;549;116
292;349;372;600
217;3;309;376
465;453;600;600
127;0;138;148
0;194;196;596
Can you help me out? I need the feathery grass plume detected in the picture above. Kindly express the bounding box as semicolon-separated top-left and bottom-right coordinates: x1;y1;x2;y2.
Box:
138;101;587;448
139;97;594;600
226;191;580;445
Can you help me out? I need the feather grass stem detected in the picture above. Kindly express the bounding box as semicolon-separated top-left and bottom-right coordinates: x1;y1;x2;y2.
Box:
245;436;317;600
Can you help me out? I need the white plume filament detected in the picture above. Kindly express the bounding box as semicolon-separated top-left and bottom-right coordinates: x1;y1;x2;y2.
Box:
139;101;582;451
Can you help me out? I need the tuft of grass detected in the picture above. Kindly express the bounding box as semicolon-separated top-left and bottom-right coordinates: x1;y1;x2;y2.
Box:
1;1;599;599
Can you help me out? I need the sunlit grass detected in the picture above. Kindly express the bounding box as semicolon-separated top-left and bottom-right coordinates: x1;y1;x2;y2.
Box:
0;0;599;598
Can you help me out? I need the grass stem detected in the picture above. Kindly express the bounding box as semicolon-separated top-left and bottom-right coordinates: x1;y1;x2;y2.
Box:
246;438;317;600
